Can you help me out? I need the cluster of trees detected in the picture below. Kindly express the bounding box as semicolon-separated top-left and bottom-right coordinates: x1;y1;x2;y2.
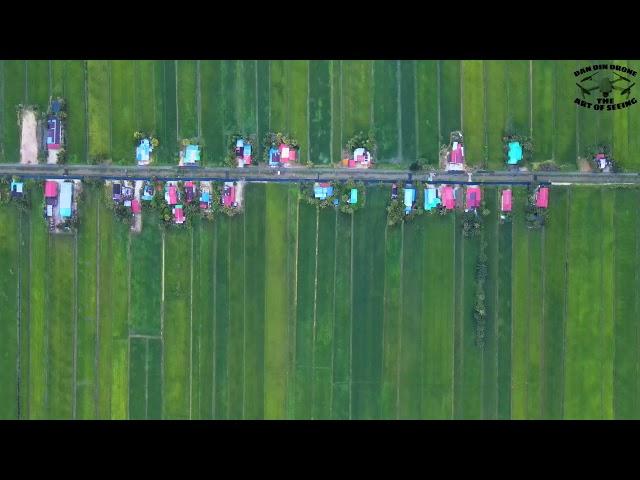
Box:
525;202;548;229
585;143;617;172
503;133;534;163
462;210;483;237
262;132;300;163
534;160;561;172
226;133;256;167
473;239;489;347
0;176;31;211
133;131;160;148
344;130;376;159
299;180;366;215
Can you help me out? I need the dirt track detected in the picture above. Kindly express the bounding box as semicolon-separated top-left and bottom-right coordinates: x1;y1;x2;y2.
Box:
19;110;38;164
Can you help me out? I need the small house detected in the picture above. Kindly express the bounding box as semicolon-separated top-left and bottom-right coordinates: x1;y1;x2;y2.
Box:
235;139;252;167
507;141;523;165
466;186;482;211
112;183;122;202
173;204;185;224
59;182;73;218
269;143;298;167
314;182;334;200
46;116;62;150
535;186;549;208
199;183;212;210
501;189;512;212
131;199;141;214
345;147;372;168
595;153;612;172
10;181;24;198
184;181;196;204
45;181;58;207
222;182;237;208
349;188;358;204
391;183;398;199
441;185;456;210
142;182;155;201
446;131;465;171
183;144;201;166
424;186;441;211
404;183;416;214
136;138;153;165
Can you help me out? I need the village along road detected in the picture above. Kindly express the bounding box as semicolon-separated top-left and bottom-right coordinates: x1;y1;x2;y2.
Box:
2;163;640;185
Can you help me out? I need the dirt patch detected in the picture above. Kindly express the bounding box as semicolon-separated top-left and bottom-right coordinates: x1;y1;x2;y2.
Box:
20;110;39;164
577;157;593;172
235;181;245;209
47;149;59;164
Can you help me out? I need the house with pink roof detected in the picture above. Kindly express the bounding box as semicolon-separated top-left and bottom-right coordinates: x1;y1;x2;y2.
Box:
441;185;456;210
501;189;512;212
222;182;237;208
165;184;179;206
535;186;549;208
465;186;481;211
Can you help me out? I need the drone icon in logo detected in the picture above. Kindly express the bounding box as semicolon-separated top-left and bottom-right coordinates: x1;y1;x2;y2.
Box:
576;72;635;100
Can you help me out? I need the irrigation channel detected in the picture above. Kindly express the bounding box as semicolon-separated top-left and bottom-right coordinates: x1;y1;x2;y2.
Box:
2;163;640;186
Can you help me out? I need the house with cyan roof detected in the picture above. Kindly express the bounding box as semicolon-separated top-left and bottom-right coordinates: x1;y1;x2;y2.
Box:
424;185;441;211
501;189;512;212
535;186;549;208
465;186;482;211
141;182;155;201
199;182;212;210
404;183;416;214
349;188;358;204
507;141;523;166
136;138;153;165
182;144;201;166
314;182;334;200
11;180;24;198
59;182;73;218
235;138;253;167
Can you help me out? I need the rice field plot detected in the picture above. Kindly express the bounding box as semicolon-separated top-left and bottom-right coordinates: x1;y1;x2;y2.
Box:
484;61;509;169
461;60;485;167
200;60;223;165
110;61;136;164
415;61;439;165
398;61;417;162
64;61;88;164
26;60;50;109
372;61;399;163
289;61;309;163
554;60;578;166
213;217;230;419
176;60;198;141
438;60;461;144
506;61;531;136
341;61;372;143
627;60;640;170
134;61;157;136
87;61;111;160
153;60;178;164
264;184;290;419
308;60;332;165
0;206;20;419
75;185;99;419
351;188;386;419
162;227;192;419
531;61;555;161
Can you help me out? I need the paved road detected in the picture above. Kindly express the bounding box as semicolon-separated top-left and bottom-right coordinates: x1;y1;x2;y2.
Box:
2;163;640;185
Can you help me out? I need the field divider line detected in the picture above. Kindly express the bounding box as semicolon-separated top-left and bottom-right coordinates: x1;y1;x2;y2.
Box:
16;209;23;419
72;226;78;418
94;199;101;418
190;227;194;420
144;338;149;419
329;209;338;418
211;222;217;418
540;221;546;418
396;61;403;161
450;214;455;419
561;188;571;418
160;230;165;418
311;206;320;418
126;227;133;419
289;193;299;417
599;190;605;419
610;194;617;419
396;221;404;419
348;212;354;419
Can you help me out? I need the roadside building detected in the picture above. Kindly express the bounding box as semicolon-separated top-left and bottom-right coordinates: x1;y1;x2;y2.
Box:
59;182;73;218
10;180;24;198
269;143;298;167
594;153;612;172
136;138;153;166
349;188;358;204
199;182;212;210
440;185;456;210
222;182;237;208
44;180;58;217
141;182;155;201
343;147;372;168
183;144;201;166
173;204;185;224
184;181;196;204
165;183;179;206
446;131;465;171
235;138;253;167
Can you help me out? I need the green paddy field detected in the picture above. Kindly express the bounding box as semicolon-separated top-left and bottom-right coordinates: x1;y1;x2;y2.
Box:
0;183;638;419
1;60;639;168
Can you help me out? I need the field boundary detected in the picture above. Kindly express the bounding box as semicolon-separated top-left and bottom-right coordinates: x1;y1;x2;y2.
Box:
310;207;319;418
396;222;404;418
561;187;571;417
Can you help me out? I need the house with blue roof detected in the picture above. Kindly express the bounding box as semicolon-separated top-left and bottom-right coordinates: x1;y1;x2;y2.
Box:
59;182;73;218
141;182;155;201
507;141;523;165
234;138;253;167
11;180;24;198
136;138;153;165
314;182;334;200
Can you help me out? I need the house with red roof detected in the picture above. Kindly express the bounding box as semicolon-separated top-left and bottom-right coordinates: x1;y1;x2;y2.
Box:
465;186;482;211
440;185;456;210
535;186;549;208
343;147;372;168
269;143;299;167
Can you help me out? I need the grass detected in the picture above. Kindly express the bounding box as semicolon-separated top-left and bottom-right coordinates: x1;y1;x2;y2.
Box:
110;61;136;164
461;60;485;167
485;61;509;169
177;60;197;141
399;61;417;162
87;61;111;160
2;61;25;162
200;61;223;165
416;61;439;165
64;61;88;164
309;61;332;165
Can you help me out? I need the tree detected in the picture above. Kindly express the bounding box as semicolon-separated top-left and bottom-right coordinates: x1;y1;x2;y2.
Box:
409;161;423;172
